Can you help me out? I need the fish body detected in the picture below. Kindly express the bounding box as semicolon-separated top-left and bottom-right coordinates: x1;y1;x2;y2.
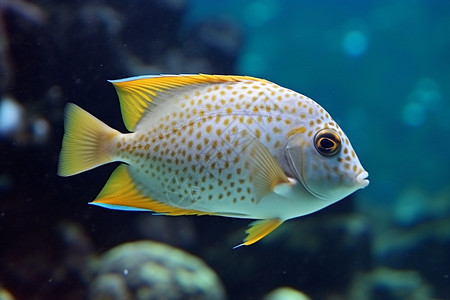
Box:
58;75;369;247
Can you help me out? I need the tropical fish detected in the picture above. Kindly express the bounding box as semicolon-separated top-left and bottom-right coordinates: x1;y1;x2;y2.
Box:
58;74;369;248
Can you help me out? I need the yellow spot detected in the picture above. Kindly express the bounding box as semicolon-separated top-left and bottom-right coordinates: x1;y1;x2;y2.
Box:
226;107;233;114
273;127;281;133
254;128;261;139
206;125;212;133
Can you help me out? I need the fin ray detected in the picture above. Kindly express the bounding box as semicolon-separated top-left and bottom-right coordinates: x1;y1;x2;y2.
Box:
234;219;283;249
245;139;290;202
58;103;119;176
109;74;268;131
92;165;214;216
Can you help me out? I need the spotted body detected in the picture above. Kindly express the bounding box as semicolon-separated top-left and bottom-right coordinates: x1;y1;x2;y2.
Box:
58;75;369;247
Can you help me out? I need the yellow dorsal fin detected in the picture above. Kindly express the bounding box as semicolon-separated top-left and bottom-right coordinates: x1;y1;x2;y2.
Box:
234;219;283;249
109;74;267;131
245;139;290;202
91;164;214;216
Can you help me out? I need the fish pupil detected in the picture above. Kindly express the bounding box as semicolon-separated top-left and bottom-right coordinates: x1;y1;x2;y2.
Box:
320;138;335;149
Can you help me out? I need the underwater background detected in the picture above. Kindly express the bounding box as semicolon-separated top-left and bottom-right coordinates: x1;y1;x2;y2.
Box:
1;0;449;299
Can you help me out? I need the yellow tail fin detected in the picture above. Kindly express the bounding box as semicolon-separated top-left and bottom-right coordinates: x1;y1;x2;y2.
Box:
58;103;120;177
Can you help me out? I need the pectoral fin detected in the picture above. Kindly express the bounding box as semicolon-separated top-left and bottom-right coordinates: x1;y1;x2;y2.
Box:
233;218;283;249
245;139;290;202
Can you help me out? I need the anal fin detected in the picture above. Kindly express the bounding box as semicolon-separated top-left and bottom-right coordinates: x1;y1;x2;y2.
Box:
91;164;212;216
233;219;283;249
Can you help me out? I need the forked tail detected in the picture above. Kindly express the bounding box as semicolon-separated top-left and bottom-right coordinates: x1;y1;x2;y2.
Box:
58;103;120;177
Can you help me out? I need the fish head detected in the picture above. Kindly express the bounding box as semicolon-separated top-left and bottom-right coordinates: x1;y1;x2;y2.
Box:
285;118;369;202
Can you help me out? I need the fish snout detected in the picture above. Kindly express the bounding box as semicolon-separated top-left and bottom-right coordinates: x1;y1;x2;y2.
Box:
356;170;369;188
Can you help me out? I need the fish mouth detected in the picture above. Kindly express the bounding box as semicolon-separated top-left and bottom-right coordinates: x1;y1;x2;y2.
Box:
356;171;369;188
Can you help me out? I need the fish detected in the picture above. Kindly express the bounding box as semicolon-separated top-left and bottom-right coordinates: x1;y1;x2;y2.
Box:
58;74;369;248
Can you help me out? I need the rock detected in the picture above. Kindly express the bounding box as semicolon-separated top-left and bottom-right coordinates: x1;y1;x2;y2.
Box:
347;267;433;300
0;287;15;300
263;287;311;300
89;240;226;300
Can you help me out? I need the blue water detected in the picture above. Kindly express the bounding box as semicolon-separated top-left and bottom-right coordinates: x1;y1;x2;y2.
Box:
0;0;449;299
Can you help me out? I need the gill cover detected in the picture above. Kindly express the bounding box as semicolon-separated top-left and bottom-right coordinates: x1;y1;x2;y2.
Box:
285;134;305;190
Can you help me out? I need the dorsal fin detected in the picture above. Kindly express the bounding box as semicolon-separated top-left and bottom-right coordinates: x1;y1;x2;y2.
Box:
109;74;267;131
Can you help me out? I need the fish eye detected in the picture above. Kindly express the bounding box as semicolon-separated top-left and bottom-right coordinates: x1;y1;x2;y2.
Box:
314;129;341;156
